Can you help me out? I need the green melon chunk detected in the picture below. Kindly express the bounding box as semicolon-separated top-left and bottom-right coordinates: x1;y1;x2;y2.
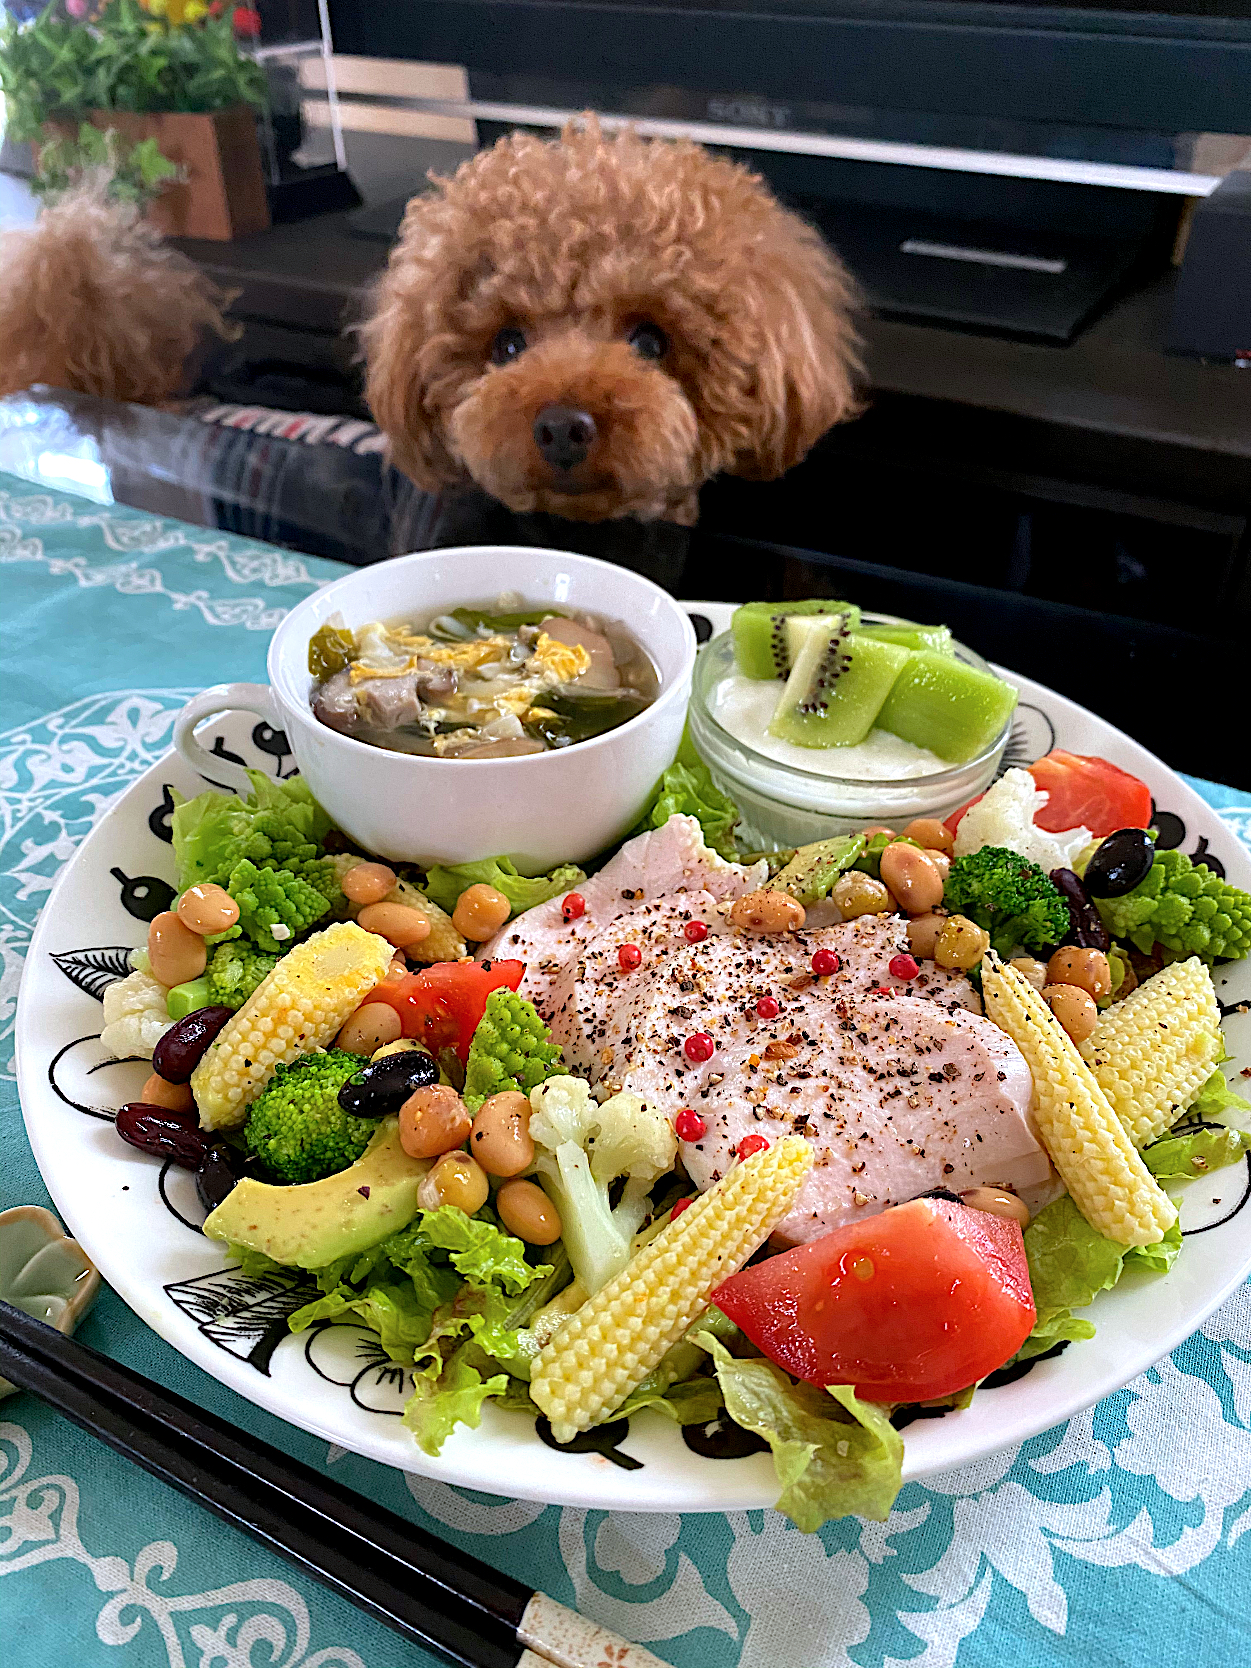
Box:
877;651;1018;763
731;599;861;680
769;630;910;749
861;621;954;655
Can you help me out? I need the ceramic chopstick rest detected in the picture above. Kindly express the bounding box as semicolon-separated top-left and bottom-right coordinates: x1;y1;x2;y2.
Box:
0;1206;101;1397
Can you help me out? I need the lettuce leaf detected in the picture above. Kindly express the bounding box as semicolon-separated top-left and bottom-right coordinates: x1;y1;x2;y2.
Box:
289;1280;439;1366
403;1355;510;1455
614;1375;725;1426
695;1335;902;1531
629;730;739;860
421;856;585;917
1018;1194;1182;1359
384;1206;541;1295
1143;1123;1251;1183
1188;1068;1251;1124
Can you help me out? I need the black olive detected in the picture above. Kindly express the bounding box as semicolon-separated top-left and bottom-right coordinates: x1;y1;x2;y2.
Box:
337;1049;438;1117
1082;827;1155;898
1050;868;1111;951
196;1143;243;1212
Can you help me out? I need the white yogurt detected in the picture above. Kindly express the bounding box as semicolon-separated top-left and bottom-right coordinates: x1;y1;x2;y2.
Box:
712;672;948;781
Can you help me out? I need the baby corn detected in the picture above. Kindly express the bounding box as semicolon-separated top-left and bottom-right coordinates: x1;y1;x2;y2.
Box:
1080;957;1222;1147
530;1135;813;1442
192;921;393;1130
981;951;1176;1246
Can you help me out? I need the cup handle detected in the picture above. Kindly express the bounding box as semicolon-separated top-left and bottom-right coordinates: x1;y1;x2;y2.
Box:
173;682;281;797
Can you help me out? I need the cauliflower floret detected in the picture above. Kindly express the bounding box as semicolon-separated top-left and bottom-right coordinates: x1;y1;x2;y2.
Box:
100;966;173;1060
528;1075;677;1296
954;767;1091;872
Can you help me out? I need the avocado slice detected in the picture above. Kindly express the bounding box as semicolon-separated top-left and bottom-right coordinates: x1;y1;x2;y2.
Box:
773;834;866;905
203;1117;430;1270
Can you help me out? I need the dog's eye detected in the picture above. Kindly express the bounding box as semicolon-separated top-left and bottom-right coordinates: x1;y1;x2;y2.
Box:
628;322;668;361
490;327;527;365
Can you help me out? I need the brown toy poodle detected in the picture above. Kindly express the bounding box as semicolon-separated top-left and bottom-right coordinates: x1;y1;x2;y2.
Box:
0;186;235;407
364;119;861;527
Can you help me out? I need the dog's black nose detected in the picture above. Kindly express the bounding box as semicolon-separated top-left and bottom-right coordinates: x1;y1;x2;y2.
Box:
533;404;597;471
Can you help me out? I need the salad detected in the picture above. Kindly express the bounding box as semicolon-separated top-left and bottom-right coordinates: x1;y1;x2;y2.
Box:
97;614;1251;1533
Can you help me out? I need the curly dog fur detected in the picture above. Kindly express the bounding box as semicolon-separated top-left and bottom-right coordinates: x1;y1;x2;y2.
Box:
0;184;235;406
364;120;861;525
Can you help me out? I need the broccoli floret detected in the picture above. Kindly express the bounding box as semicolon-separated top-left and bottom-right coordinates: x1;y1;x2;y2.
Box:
226;858;332;954
245;1049;377;1183
527;1076;677;1295
1096;848;1251;964
943;845;1069;957
463;990;564;1111
206;941;281;1010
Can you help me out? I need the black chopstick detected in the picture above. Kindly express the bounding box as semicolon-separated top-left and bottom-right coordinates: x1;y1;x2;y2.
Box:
0;1301;667;1668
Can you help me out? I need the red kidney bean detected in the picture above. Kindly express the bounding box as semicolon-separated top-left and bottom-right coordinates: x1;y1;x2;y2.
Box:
152;1005;234;1083
1049;869;1112;951
116;1102;208;1167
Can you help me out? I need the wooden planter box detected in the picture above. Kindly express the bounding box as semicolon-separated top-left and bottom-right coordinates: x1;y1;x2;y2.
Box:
50;105;270;241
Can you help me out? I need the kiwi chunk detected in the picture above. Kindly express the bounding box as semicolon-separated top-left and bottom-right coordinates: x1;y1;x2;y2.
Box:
860;621;953;655
768;629;910;748
731;599;860;680
876;650;1018;763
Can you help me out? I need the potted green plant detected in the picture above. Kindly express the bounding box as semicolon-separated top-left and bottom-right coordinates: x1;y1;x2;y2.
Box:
0;0;271;239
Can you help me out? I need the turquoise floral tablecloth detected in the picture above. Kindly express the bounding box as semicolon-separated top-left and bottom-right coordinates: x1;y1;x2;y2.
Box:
4;468;1251;1668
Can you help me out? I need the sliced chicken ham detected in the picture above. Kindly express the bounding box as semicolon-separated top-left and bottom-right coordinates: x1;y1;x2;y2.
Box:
486;817;1050;1239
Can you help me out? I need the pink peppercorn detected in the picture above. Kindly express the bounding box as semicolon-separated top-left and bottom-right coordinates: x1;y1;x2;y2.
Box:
811;949;841;977
889;952;920;980
755;995;780;1019
684;1032;715;1063
674;1109;706;1141
618;943;643;971
670;1197;693;1219
684;920;709;942
562;892;585;922
737;1133;770;1161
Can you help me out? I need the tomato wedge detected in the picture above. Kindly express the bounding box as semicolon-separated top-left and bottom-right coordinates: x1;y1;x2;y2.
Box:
367;958;525;1059
1028;750;1151;836
945;750;1151;841
713;1196;1035;1403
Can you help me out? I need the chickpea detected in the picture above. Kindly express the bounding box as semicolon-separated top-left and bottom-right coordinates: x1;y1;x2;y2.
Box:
417;1150;489;1215
934;914;991;971
728;888;806;934
452;883;512;942
879;843;944;916
379;953;409;986
960;1186;1030;1227
336;1001;402;1056
357;901;432;950
140;1072;195;1114
906;912;947;958
901;818;955;857
400;1084;473;1159
1044;982;1099;1044
1009;956;1048;992
1046;947;1112;1003
176;883;240;937
341;861;397;906
496;1178;562;1245
926;851;951;884
830;872;892;919
470;1090;535;1177
148;911;207;987
862;826;896;839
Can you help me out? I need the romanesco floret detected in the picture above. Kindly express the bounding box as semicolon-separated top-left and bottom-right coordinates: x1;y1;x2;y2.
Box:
100;965;174;1060
463;990;564;1111
1096;848;1251;963
527;1076;677;1295
943;845;1070;956
206;941;281;1010
226;858;333;954
244;1049;376;1183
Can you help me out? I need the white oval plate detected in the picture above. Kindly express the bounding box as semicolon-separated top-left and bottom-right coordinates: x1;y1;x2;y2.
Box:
15;610;1251;1513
